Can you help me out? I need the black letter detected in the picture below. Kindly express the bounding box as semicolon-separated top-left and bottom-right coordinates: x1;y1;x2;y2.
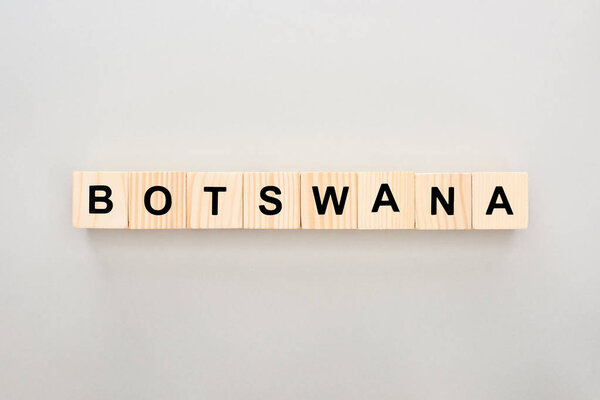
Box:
371;183;400;213
486;186;514;215
203;187;227;215
312;186;349;215
89;185;113;214
259;186;282;215
431;187;454;215
144;186;172;215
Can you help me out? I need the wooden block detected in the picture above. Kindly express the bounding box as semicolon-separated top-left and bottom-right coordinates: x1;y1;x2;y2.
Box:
187;172;243;229
415;173;472;230
129;172;186;229
72;171;129;228
244;172;300;229
472;172;528;229
300;172;357;229
358;172;415;229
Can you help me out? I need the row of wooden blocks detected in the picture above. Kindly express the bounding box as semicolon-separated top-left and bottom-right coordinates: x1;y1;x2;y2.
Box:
72;171;528;230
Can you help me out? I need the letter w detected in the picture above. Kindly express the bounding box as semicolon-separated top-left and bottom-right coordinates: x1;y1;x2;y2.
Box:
312;186;349;215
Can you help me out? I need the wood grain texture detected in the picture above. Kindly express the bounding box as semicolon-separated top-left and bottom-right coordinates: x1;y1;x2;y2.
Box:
129;172;186;229
415;173;472;230
300;172;357;229
187;172;243;229
472;172;528;229
244;172;300;229
358;171;415;229
72;171;129;228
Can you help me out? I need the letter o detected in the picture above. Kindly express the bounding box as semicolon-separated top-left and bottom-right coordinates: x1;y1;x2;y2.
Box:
144;186;172;215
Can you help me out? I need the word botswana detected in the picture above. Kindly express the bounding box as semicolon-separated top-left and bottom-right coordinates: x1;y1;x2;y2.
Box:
72;171;528;230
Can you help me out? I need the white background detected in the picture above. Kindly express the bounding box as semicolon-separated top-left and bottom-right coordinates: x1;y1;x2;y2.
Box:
1;1;599;399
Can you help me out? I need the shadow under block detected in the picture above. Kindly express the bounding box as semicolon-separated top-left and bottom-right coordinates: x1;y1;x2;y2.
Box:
472;172;528;229
415;173;472;230
358;172;415;229
187;172;243;229
244;172;300;229
72;171;129;228
300;172;357;229
129;172;186;229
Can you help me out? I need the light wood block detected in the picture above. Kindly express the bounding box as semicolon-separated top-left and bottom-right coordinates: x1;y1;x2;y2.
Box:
72;171;129;228
187;172;243;229
129;172;186;229
358;172;415;229
244;172;300;229
300;172;357;229
415;173;472;230
472;172;528;229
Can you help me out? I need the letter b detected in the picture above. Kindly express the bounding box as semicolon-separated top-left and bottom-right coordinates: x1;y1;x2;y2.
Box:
89;185;113;214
